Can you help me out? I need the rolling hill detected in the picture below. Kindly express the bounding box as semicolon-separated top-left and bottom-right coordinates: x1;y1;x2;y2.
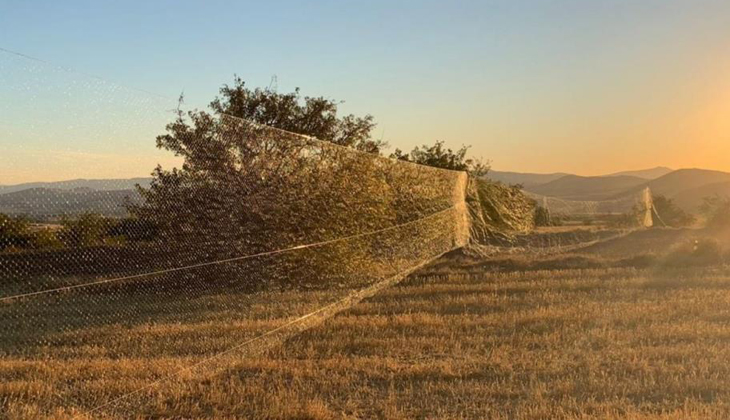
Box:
0;178;151;195
525;175;648;201
615;169;730;212
486;171;569;188
500;167;730;213
606;167;673;180
3;168;728;218
638;169;730;197
671;181;730;212
0;187;140;218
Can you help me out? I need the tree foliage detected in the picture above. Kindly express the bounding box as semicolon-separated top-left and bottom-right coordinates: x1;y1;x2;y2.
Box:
208;76;383;153
391;141;490;176
467;178;536;245
134;79;393;251
58;213;115;248
533;205;556;227
0;214;32;251
128;79;469;286
652;195;695;227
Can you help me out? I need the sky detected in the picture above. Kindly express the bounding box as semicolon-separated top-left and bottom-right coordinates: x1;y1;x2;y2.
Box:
1;0;730;183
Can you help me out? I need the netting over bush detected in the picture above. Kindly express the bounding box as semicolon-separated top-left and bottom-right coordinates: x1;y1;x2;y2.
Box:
0;50;472;418
525;188;654;226
467;178;536;245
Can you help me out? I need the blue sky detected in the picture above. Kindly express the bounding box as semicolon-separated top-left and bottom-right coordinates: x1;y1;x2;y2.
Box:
2;0;730;183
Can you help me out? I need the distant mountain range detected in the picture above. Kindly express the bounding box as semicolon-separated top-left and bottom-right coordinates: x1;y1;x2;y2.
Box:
614;169;730;211
526;175;648;201
0;178;151;218
605;167;674;179
0;178;151;195
2;168;729;218
488;166;672;188
483;171;570;188
488;167;730;213
0;187;142;218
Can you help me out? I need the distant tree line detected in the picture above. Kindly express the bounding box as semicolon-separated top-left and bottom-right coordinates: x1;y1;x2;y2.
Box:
0;213;153;253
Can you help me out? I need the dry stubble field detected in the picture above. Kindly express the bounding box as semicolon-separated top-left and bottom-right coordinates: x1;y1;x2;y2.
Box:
127;230;730;419
4;229;730;419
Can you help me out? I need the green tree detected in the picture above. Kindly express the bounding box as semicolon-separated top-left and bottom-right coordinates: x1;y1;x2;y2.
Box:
208;76;383;153
652;195;695;227
0;214;32;251
533;205;554;227
58;213;113;248
390;141;490;176
129;80;410;286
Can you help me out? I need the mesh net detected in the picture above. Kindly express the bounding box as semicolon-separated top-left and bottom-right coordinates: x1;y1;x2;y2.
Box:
0;51;469;418
453;187;657;256
525;187;655;227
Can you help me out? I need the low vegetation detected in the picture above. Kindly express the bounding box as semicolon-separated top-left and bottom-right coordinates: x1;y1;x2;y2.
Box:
600;193;726;230
533;205;563;227
651;195;695;227
0;213;155;253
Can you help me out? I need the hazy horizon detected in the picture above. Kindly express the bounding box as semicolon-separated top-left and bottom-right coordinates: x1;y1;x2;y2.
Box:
9;165;730;187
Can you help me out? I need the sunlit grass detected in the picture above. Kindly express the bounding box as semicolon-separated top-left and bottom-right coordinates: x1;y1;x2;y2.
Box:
118;262;730;419
3;236;730;419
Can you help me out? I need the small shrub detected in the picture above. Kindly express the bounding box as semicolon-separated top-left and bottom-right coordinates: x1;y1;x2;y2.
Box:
534;205;555;227
29;228;64;250
653;195;695;227
607;212;641;229
58;213;114;248
107;217;159;242
0;214;32;251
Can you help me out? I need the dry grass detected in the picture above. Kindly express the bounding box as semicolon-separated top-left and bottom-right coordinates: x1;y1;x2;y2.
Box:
0;285;355;419
128;262;730;419
4;232;730;419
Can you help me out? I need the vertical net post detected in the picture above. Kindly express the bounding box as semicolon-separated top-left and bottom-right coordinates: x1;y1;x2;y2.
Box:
642;187;654;228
